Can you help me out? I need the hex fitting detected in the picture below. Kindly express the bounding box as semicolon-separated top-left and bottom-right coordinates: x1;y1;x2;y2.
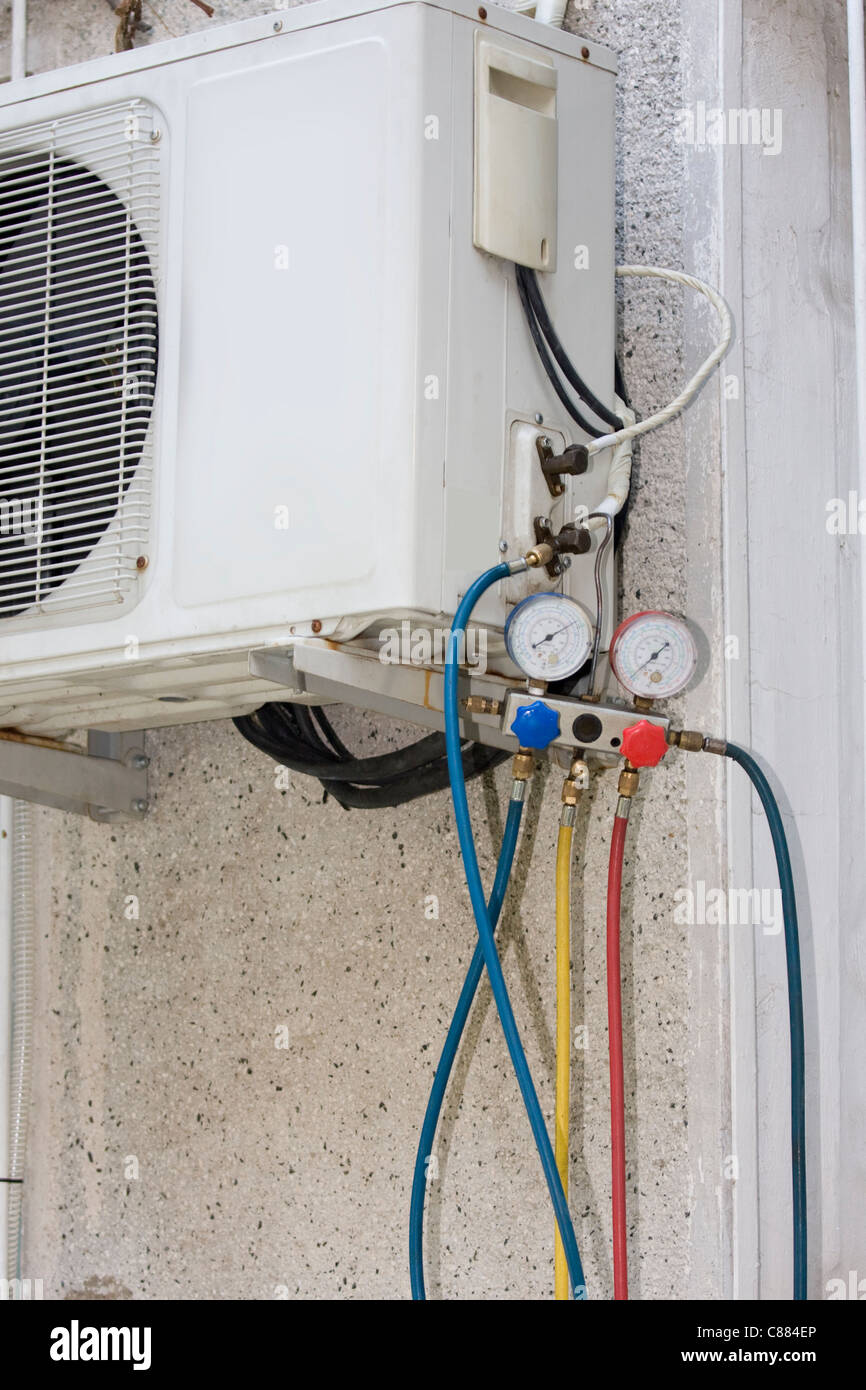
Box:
560;778;581;806
461;695;502;716
702;736;727;756
525;541;554;568
512;749;535;781
561;756;590;805
668;729;705;753
569;756;590;789
617;765;640;800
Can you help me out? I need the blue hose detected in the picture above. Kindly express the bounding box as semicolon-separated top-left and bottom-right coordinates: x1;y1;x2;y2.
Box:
441;562;587;1299
409;794;523;1299
725;741;807;1300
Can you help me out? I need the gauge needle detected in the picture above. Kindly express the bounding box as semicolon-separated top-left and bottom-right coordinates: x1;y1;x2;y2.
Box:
532;621;576;650
630;640;670;678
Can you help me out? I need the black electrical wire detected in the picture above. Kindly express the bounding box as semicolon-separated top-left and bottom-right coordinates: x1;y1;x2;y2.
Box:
234;701;507;810
518;265;624;433
612;351;635;551
614;352;631;411
309;705;353;760
318;742;506;809
546;355;634;699
234;702;442;781
514;266;608;438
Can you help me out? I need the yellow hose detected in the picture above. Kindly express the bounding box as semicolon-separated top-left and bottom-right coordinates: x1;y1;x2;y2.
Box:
554;818;573;1300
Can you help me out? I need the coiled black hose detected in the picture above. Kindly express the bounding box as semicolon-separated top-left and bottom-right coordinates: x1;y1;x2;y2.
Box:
234;700;506;810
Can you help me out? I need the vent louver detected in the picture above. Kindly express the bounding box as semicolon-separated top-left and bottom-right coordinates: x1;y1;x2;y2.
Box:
0;101;159;621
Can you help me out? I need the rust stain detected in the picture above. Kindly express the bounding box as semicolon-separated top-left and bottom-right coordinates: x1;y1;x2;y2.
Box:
0;727;82;753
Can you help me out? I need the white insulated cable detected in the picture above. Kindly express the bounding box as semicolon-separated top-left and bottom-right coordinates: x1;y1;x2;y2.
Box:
586;396;634;529
588;265;733;457
534;0;568;25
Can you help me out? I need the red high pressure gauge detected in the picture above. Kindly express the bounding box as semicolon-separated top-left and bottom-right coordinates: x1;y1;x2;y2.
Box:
609;611;698;699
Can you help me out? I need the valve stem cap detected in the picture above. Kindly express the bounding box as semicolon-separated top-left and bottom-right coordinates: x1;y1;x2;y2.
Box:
621;719;669;768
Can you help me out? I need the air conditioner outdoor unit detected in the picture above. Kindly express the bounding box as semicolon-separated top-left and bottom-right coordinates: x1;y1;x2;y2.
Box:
0;0;615;740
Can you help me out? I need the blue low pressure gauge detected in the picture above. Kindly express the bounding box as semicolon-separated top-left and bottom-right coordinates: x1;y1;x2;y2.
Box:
504;593;594;683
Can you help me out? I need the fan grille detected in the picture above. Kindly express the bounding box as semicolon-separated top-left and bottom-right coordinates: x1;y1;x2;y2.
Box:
0;101;159;621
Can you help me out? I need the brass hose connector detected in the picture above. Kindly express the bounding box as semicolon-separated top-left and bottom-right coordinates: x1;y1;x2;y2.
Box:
703;736;727;756
618;764;639;798
561;757;589;826
667;729;705;752
525;541;555;568
461;695;502;716
561;756;590;806
616;762;640;819
512;748;535;783
667;729;728;756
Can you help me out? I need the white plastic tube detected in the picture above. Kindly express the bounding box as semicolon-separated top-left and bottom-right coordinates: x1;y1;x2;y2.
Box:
587;397;634;528
588;266;733;456
10;0;27;82
534;0;568;25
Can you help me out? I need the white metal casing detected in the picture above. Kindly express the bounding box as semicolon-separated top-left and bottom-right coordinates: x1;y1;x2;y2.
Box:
0;1;616;735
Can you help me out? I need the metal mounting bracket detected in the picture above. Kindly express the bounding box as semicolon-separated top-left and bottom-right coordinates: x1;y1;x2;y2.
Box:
0;729;149;821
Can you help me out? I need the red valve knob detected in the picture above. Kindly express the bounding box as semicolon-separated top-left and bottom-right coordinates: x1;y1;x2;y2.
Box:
620;719;669;769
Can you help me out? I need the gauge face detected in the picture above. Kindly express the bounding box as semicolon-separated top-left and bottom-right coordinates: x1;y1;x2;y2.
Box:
609;610;698;699
504;593;593;682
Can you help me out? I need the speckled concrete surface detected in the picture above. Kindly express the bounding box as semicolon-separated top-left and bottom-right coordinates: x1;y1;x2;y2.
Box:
5;0;729;1300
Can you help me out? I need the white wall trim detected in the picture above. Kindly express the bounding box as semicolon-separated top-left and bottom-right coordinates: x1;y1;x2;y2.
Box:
716;0;760;1301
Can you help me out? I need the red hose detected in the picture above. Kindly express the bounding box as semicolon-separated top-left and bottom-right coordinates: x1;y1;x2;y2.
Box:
607;813;629;1300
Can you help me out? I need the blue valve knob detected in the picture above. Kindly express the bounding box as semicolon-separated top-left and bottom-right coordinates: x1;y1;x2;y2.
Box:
510;699;561;750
